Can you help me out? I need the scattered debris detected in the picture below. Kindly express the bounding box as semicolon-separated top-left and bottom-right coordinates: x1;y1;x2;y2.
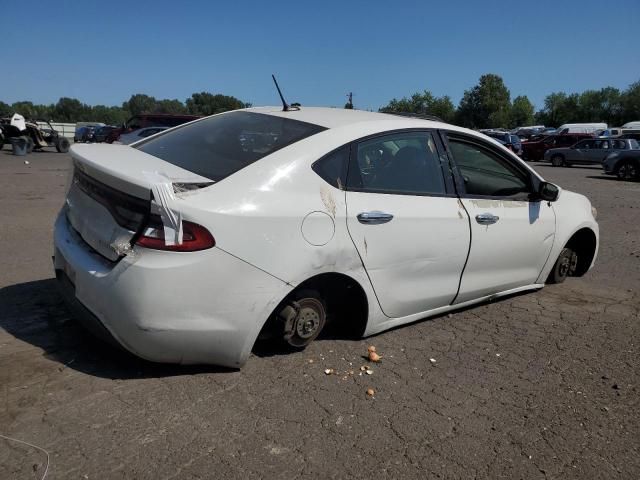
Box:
368;351;381;363
612;384;619;390
496;353;501;357
324;368;334;375
360;366;367;371
24;160;30;165
366;388;375;397
366;369;373;375
429;358;437;363
308;359;314;364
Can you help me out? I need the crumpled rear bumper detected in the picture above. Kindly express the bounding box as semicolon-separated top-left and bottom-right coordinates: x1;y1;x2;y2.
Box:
53;211;291;367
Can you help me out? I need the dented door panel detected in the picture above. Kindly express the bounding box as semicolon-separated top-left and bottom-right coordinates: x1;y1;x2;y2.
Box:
455;198;555;303
345;192;470;318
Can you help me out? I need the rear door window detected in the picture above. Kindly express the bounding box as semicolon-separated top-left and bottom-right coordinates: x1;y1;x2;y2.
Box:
346;131;446;196
136;111;326;181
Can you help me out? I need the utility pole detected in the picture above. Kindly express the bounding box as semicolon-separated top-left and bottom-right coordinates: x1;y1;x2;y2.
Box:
345;92;354;110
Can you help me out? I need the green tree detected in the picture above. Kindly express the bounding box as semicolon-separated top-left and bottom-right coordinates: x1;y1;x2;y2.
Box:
535;92;580;126
510;95;535;127
11;101;38;119
620;81;640;125
154;99;187;114
90;105;129;125
456;74;511;128
379;90;456;122
122;94;157;116
0;101;11;116
186;92;250;116
53;98;91;122
429;96;456;123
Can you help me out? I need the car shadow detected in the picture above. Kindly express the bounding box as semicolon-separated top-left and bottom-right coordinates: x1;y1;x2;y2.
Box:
0;278;233;379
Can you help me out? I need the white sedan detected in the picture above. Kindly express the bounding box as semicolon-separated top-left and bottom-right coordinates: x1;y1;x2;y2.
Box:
53;107;599;367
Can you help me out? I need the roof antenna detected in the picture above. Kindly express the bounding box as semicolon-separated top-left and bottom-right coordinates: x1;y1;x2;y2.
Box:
272;74;299;111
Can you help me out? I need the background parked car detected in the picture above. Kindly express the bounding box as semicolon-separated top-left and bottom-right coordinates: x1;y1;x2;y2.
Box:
93;126;118;143
483;131;523;156
116;126;168;145
106;114;200;143
521;133;592;161
602;146;640;180
544;138;639;167
619;131;640;141
74;126;96;143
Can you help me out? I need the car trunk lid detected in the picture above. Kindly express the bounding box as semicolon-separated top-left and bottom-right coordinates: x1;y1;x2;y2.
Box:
66;144;212;261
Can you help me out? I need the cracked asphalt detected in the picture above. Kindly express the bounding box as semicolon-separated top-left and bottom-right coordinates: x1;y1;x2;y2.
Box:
1;149;638;479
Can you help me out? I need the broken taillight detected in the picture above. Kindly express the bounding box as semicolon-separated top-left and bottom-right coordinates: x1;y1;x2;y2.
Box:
135;216;215;252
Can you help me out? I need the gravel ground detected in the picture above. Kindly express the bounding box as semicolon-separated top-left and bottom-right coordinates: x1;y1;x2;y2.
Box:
1;148;638;479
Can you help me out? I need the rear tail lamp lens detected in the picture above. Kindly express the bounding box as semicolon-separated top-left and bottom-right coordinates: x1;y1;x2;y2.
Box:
136;217;215;252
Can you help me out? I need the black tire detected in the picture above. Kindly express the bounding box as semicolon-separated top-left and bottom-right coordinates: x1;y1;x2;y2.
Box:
25;136;35;154
278;289;326;349
551;154;564;167
56;137;70;153
547;247;578;284
616;160;639;181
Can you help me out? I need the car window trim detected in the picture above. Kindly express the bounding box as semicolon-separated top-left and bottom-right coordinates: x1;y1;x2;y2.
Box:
344;128;457;198
440;130;540;201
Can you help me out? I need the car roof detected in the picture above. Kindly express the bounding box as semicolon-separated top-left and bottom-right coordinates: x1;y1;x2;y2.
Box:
243;106;459;131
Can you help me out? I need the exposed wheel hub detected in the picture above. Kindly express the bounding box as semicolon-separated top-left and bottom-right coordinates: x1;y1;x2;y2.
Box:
296;306;321;339
280;297;326;348
559;251;578;277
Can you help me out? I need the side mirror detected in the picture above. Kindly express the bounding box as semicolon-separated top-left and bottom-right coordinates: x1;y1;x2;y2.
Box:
538;181;559;202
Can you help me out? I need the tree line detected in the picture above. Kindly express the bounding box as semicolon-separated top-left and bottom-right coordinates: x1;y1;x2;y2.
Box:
0;92;251;125
2;76;639;128
379;74;640;129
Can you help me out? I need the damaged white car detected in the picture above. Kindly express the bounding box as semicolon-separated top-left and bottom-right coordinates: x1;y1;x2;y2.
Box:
53;107;599;367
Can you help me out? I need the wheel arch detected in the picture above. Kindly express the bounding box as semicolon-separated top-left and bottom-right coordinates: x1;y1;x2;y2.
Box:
259;272;370;342
564;227;598;276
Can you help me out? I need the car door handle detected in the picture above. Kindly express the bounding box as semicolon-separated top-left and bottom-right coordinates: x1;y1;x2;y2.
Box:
475;213;500;225
357;211;394;225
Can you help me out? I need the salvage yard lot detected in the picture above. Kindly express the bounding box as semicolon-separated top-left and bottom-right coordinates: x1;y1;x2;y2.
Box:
1;150;638;479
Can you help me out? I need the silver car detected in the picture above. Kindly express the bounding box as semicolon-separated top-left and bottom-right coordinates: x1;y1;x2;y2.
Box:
544;138;640;167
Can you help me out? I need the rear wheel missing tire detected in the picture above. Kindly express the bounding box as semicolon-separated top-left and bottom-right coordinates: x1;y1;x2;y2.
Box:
278;290;326;348
548;247;578;284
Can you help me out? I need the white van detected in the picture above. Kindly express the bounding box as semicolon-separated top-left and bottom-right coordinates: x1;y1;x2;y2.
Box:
557;123;607;134
622;121;640;129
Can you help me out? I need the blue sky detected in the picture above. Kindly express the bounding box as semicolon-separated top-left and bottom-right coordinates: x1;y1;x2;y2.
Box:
4;0;639;111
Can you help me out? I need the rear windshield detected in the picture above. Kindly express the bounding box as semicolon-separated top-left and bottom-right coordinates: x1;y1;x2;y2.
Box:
136;111;326;181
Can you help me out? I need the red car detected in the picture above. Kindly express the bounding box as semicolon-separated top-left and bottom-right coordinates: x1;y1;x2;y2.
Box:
106;114;201;143
521;133;594;161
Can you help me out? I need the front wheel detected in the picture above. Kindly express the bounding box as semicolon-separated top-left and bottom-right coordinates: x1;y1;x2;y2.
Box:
616;160;638;181
551;154;564;167
547;247;578;284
